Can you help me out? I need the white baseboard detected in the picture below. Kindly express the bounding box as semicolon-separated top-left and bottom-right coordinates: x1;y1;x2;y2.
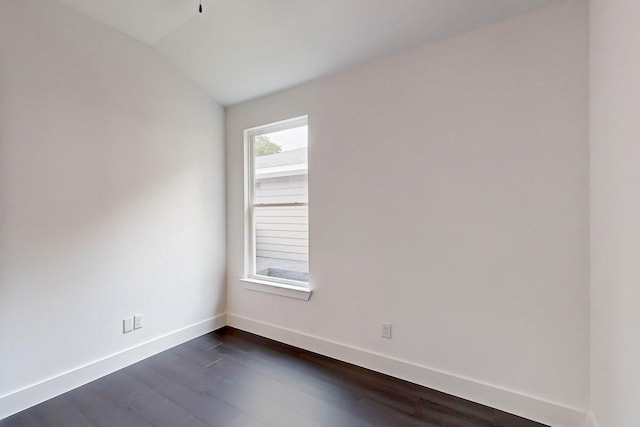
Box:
0;314;226;421
227;313;589;427
1;313;592;427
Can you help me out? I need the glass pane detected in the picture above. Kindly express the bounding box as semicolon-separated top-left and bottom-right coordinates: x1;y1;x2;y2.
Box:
252;123;308;283
254;205;309;282
254;125;308;205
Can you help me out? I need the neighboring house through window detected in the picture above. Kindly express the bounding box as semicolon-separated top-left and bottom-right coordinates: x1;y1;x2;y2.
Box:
244;116;309;289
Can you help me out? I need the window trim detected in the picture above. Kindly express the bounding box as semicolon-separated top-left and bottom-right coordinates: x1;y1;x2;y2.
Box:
240;278;312;301
243;116;311;296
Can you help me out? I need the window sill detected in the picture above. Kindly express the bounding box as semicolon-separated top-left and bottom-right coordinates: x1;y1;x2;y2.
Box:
240;278;312;301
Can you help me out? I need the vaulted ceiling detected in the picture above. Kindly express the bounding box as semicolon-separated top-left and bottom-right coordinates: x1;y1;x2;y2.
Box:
54;0;559;105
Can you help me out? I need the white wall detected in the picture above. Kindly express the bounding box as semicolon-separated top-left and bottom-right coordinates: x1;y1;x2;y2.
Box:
590;0;640;426
226;1;589;424
0;0;226;414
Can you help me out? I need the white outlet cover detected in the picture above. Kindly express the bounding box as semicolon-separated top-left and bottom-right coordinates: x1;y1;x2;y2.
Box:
134;314;143;330
123;317;134;333
382;322;392;339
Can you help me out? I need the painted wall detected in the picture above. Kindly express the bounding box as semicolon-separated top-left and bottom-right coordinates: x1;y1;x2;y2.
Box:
226;0;589;422
0;0;226;412
590;0;640;426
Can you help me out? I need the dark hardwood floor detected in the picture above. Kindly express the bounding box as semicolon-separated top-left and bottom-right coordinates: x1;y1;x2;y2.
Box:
0;327;547;427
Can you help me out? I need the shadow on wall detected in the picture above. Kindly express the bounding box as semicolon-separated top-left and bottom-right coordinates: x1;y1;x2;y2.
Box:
0;88;223;296
0;75;226;394
0;0;226;396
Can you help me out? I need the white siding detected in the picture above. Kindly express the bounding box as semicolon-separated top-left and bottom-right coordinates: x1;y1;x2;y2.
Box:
254;174;308;263
255;205;308;262
255;174;308;204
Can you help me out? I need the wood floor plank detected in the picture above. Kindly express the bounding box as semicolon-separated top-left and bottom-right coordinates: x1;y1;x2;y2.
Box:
225;414;268;427
0;327;548;427
94;371;207;427
0;396;94;427
126;361;241;427
212;328;546;427
145;351;325;427
65;384;152;427
203;356;372;427
202;336;444;424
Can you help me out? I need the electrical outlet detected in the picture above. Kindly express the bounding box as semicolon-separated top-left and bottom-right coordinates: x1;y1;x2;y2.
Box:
134;314;143;330
381;322;392;339
123;317;133;334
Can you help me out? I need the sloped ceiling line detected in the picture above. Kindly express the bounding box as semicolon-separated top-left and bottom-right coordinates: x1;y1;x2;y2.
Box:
53;0;559;105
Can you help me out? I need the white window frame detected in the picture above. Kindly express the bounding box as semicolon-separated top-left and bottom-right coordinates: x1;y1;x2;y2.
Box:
241;116;311;300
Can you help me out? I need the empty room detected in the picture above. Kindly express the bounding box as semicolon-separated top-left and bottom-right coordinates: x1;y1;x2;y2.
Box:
0;0;637;426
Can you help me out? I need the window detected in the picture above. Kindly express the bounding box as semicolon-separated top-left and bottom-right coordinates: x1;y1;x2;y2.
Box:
244;116;309;295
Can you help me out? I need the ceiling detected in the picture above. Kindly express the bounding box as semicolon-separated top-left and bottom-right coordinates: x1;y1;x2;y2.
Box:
54;0;559;106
